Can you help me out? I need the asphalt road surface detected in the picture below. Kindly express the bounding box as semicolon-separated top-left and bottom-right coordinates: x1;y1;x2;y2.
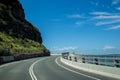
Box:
0;56;118;80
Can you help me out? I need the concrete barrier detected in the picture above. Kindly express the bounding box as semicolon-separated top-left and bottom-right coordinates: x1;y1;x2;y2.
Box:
1;56;14;62
61;57;120;79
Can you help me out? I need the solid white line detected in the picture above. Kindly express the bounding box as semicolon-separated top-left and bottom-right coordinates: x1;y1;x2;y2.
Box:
29;58;46;80
55;57;101;80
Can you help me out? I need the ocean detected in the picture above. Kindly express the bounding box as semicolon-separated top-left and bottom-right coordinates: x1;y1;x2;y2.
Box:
77;54;120;67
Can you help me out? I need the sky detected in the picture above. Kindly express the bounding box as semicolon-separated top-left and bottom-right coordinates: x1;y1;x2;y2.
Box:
20;0;120;54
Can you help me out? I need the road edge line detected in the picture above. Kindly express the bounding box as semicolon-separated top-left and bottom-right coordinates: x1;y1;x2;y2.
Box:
55;57;101;80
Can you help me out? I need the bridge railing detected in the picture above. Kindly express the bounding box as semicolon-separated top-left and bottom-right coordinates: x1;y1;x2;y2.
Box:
62;54;120;68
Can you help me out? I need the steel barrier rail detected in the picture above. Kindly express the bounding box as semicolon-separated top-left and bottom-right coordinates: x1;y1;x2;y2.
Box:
62;55;120;68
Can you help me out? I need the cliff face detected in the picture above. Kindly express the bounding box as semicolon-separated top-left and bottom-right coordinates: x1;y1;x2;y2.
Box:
0;0;42;43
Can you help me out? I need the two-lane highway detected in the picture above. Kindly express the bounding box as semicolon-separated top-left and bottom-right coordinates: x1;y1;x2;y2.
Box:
0;56;118;80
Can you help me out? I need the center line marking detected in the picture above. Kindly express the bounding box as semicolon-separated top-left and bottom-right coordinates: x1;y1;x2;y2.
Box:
29;58;46;80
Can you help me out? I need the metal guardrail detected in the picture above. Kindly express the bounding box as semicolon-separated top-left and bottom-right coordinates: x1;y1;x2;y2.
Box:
62;54;120;68
80;56;120;67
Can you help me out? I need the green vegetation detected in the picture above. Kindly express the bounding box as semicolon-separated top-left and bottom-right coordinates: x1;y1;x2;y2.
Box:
0;32;47;56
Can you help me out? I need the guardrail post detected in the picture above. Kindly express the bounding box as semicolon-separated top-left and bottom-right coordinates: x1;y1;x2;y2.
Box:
82;58;85;63
69;56;72;61
74;57;77;62
94;58;98;65
114;59;119;67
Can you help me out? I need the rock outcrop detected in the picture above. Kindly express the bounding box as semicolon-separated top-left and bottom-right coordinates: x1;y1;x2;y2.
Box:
0;0;42;43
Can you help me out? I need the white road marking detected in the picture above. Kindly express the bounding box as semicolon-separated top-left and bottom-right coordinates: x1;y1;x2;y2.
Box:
29;58;46;80
0;57;46;80
55;57;101;80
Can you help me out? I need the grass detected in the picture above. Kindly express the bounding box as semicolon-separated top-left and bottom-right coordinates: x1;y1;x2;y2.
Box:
0;32;48;56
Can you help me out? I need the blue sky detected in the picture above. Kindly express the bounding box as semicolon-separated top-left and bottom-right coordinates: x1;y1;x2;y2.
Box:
20;0;120;54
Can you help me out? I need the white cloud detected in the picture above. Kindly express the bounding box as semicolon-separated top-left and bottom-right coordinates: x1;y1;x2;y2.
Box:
106;25;120;30
103;46;116;50
96;20;120;26
91;12;110;15
67;14;82;18
90;11;120;30
117;7;120;10
112;0;120;5
75;21;82;25
53;46;78;51
93;15;120;19
90;12;120;20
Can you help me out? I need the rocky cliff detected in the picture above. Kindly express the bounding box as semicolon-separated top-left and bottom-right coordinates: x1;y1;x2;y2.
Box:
0;0;50;57
0;0;42;43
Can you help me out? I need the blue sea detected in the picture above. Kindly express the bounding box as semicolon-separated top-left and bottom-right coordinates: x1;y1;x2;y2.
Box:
77;54;120;67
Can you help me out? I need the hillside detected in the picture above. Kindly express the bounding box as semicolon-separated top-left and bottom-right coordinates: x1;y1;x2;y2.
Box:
0;0;50;57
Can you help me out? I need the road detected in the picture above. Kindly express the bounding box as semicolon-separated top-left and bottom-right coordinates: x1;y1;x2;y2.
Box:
0;56;118;80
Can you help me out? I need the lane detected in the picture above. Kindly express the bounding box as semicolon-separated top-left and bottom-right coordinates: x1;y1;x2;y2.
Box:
34;56;98;80
55;57;100;80
0;57;45;80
